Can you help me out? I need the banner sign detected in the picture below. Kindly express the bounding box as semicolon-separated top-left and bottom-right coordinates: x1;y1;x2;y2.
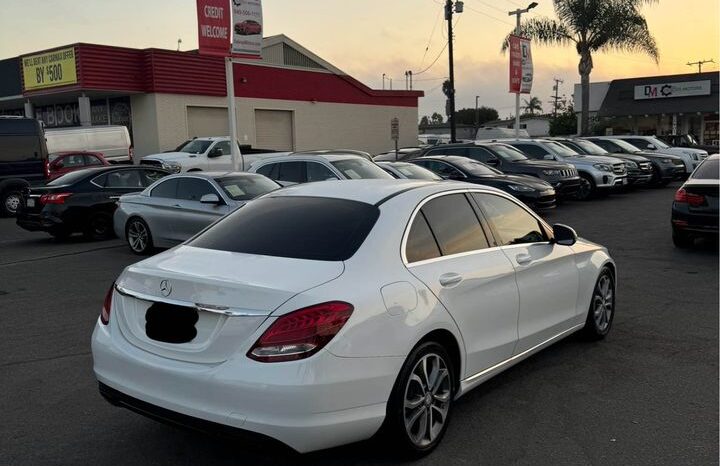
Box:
22;47;77;91
509;35;533;94
634;80;711;100
197;0;231;56
232;0;263;58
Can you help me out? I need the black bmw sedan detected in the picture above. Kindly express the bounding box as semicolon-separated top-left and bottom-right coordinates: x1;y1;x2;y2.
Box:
16;166;169;239
411;155;557;209
671;154;718;248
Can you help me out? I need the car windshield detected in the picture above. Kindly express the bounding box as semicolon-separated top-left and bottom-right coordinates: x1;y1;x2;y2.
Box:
456;159;502;176
570;139;607;155
215;174;280;201
177;139;213;154
189;196;380;261
608;138;644;153
330;159;394;179
545;141;580;157
392;164;442;180
487;144;528;161
691;159;719;180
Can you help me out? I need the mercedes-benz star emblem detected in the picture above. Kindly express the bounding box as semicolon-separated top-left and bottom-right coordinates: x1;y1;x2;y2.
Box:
159;280;172;297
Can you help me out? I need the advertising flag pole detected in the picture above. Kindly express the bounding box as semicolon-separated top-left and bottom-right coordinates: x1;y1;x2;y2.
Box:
226;55;241;171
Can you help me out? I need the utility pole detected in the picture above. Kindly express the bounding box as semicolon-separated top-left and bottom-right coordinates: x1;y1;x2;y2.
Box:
474;95;480;134
686;59;714;73
508;2;537;139
550;77;564;117
445;0;463;143
382;73;386;90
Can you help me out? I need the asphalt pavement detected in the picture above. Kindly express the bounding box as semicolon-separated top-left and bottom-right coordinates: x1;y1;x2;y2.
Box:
0;182;717;466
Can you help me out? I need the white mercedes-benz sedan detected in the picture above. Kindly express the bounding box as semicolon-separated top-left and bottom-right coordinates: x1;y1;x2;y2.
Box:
92;179;616;455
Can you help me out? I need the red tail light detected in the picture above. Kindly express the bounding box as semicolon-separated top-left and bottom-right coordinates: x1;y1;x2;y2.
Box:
43;158;50;179
248;301;354;362
674;188;705;207
101;283;115;325
40;193;72;204
129;146;134;162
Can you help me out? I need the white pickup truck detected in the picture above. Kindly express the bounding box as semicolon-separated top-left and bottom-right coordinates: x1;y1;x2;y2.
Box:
140;137;285;172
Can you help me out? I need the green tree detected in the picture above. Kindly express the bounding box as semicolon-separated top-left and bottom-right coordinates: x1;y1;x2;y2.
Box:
549;106;578;136
420;115;430;126
522;96;543;115
454;106;499;125
502;0;658;135
431;112;444;125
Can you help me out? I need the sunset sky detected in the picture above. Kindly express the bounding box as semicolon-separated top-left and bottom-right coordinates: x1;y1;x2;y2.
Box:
1;0;718;119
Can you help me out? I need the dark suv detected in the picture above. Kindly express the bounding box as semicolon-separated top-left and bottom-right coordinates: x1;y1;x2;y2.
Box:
419;142;581;198
0;117;49;216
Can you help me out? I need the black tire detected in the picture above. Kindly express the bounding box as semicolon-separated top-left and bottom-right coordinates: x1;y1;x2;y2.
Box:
381;341;455;457
672;227;693;248
575;174;596;201
83;213;114;240
1;189;22;217
580;267;615;340
125;217;154;255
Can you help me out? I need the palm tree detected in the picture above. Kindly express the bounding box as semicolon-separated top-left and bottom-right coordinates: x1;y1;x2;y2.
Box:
502;0;659;135
523;96;543;115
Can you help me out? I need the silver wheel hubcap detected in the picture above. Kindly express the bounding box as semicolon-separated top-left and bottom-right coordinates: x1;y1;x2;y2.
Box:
5;193;20;212
403;353;451;448
593;275;613;331
128;221;148;252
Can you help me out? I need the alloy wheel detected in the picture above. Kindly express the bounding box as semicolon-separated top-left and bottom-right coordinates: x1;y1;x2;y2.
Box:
403;353;452;448
577;178;592;200
592;274;613;331
5;192;20;214
127;220;149;252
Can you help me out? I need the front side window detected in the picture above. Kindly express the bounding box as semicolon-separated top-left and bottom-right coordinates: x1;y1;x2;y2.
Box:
60;154;87;167
419;160;464;178
176;178;217;201
510;144;549;159
212;141;231;155
465;147;497;163
178;140;213;154
84;154;104;166
488;145;527;161
151;178;179;198
472;193;548;245
306;162;339;182
330;159;393;179
420;194;490;256
624;138;656;150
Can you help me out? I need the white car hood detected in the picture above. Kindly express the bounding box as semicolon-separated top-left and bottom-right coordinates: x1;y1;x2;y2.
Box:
142;152;194;162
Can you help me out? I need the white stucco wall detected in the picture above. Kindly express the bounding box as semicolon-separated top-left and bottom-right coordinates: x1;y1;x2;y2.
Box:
130;93;419;156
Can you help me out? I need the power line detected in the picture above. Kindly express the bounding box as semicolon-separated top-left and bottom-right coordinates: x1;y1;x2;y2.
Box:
419;5;444;69
463;4;514;26
413;41;449;75
469;0;507;15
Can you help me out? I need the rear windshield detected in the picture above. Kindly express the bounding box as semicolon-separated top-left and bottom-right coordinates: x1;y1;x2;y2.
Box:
692;159;719;180
215;174;280;201
330;159;394;179
189;196;380;261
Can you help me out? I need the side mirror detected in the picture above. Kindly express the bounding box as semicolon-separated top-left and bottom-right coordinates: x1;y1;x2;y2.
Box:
200;193;222;204
552;223;577;246
486;158;499;166
208;148;223;158
543;154;555;160
646;144;656;150
447;172;466;180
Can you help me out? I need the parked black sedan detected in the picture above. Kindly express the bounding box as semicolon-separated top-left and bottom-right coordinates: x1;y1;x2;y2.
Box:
16;166;169;239
671;154;719;248
411;155;557;209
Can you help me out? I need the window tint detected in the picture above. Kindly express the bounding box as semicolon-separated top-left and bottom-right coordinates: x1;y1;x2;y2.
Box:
151;178;179;198
84;154;104;166
691;159;719;180
190;197;380;261
588;139;617;152
330;159;392;179
428;147;467;156
277;162;305;183
60;154;86;167
624;138;654;150
142;169;168;185
255;163;278;179
177;178;217;201
215;174;280;200
306;162;338;182
393;164;442;180
473;193;548;245
465;147;496;163
105;170;144;188
49;170;98;186
421;194;489;255
178;139;212;154
405;212;441;262
511;144;549;159
419;160;464;178
487;144;527;161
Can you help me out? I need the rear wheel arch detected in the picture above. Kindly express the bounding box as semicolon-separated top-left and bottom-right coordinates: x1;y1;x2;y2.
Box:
414;329;463;390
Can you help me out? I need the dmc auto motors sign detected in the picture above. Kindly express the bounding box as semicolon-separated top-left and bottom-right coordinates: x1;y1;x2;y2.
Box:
197;0;231;56
509;35;533;94
634;80;711;100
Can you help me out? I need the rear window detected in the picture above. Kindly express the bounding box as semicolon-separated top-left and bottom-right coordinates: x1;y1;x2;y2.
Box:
692;159;719;180
189;196;380;261
330;159;393;179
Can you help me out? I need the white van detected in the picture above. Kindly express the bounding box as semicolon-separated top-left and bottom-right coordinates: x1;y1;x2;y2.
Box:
44;126;132;163
475;126;530;140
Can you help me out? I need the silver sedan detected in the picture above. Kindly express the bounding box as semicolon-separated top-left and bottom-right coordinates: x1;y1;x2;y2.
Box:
113;172;280;254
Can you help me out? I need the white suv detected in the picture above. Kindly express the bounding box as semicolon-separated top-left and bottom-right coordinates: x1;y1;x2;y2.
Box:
609;135;707;174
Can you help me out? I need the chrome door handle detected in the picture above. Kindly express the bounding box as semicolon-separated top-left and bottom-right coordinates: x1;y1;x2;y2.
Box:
109;196;120;200
515;253;532;265
439;273;463;287
172;204;182;208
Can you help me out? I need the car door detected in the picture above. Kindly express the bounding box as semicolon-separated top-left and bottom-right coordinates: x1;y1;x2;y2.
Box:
91;169;149;219
143;177;182;244
174;177;232;240
404;192;520;377
206;140;233;171
471;192;580;353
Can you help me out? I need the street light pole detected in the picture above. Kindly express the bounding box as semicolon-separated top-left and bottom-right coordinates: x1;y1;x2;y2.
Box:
508;2;537;139
445;0;463;143
474;95;480;134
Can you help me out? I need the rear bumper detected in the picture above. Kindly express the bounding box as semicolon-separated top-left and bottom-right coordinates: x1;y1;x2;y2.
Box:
16;212;63;233
671;207;719;234
91;320;401;453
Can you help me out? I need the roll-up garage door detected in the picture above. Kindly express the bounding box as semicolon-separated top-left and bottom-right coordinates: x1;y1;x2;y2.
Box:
187;106;228;138
255;110;294;151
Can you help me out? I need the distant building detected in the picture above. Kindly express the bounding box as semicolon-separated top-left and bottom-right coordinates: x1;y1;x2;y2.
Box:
419;123;477;141
479;116;551;137
574;71;719;144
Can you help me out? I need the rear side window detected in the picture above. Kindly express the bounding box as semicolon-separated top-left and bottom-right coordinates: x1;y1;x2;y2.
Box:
151;179;179;198
189;196;380;261
419;194;489;256
405;212;441;263
277;162;305;183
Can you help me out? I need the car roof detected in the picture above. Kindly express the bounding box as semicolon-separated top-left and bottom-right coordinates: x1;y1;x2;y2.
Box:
375;161;413;166
253;153;361;164
415;155;469;164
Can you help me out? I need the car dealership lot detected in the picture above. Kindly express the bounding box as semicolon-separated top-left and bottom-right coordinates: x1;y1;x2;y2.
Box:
0;184;717;465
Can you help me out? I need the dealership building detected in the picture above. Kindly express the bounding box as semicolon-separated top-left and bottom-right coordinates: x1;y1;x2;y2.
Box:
0;35;423;156
574;71;719;144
